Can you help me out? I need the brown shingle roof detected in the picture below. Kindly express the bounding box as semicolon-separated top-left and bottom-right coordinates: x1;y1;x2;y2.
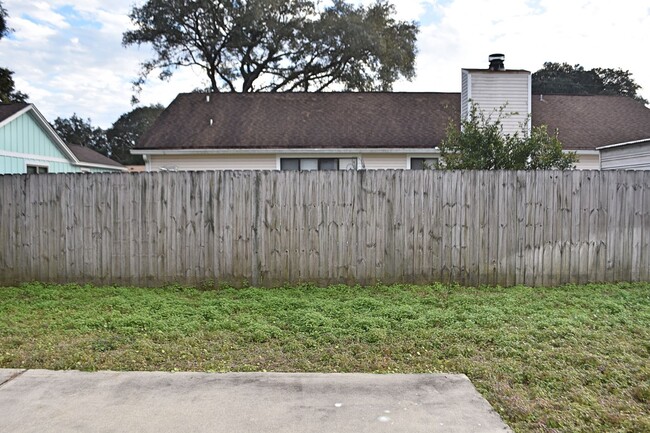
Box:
532;95;650;150
0;103;29;123
136;92;460;150
136;92;650;152
67;144;125;169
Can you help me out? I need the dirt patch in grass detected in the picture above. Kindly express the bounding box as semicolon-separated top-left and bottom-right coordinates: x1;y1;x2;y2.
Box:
1;282;649;432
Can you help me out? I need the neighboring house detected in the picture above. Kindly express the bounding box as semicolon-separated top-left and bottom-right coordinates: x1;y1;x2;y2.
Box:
66;143;126;173
533;95;650;170
133;58;650;171
133;92;457;171
0;103;126;174
597;138;650;170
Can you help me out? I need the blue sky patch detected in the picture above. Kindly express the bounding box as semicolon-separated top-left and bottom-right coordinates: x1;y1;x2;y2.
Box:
418;1;451;25
54;5;102;30
526;0;546;14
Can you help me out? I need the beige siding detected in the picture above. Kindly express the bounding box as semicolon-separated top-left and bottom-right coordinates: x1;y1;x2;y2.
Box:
464;71;531;136
360;153;407;169
574;153;600;170
600;143;650;170
148;151;599;171
148;154;278;171
148;153;417;171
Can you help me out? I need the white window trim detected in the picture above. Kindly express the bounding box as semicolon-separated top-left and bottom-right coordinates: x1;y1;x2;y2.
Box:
0;149;70;164
25;162;50;174
143;154;151;172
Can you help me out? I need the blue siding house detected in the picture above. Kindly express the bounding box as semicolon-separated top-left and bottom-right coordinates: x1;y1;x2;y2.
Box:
0;103;126;174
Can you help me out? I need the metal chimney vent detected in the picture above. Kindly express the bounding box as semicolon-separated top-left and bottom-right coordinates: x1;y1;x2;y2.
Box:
488;53;505;71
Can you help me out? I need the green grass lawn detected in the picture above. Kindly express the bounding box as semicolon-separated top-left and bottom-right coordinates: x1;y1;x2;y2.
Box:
1;282;649;432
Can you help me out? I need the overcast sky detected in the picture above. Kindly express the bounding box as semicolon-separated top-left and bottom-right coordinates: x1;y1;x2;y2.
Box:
1;0;649;128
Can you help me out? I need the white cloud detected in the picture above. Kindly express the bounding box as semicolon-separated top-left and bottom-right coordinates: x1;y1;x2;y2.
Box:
394;0;650;103
27;2;69;29
1;0;144;126
8;16;57;41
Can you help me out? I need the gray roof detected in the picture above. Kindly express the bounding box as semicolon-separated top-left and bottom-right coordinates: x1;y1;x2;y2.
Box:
532;95;650;150
67;144;125;169
136;92;650;152
137;92;460;150
0;103;29;123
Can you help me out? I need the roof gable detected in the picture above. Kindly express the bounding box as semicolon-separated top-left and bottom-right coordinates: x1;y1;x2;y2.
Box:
1;103;125;171
0;104;79;163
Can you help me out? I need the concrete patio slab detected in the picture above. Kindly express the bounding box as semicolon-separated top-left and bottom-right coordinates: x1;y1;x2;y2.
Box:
0;369;511;433
0;368;25;386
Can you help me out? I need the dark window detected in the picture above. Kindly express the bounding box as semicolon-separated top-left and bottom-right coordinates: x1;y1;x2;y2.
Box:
411;158;438;170
280;158;300;171
26;165;48;174
318;158;338;170
281;158;342;171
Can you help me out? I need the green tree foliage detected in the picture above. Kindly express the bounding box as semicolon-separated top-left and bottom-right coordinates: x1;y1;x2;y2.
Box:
1;1;8;39
0;67;28;103
0;2;28;103
439;104;577;170
106;105;164;165
532;62;647;104
123;0;418;96
53;114;109;156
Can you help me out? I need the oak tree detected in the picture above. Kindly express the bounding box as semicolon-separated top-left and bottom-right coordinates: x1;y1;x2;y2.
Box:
0;67;28;103
0;1;7;38
0;2;28;103
53;114;109;156
106;105;164;165
123;0;418;96
532;62;647;104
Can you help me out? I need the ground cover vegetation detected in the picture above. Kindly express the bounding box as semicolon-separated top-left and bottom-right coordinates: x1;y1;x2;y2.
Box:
1;282;648;432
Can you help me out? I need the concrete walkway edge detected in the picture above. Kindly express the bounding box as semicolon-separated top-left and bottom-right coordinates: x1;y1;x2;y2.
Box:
0;369;512;433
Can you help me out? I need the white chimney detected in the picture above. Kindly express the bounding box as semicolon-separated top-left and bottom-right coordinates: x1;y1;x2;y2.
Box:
461;54;531;136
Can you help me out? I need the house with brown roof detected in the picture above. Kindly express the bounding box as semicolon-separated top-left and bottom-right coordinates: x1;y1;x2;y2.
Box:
0;103;126;174
133;58;650;171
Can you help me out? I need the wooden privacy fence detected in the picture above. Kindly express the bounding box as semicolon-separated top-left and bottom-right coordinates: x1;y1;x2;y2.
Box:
0;170;648;287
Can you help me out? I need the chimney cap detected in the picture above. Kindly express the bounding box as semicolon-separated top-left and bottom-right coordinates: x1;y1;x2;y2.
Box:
488;53;505;71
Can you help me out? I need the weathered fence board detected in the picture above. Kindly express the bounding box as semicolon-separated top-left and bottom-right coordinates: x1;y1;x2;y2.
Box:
1;170;648;287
